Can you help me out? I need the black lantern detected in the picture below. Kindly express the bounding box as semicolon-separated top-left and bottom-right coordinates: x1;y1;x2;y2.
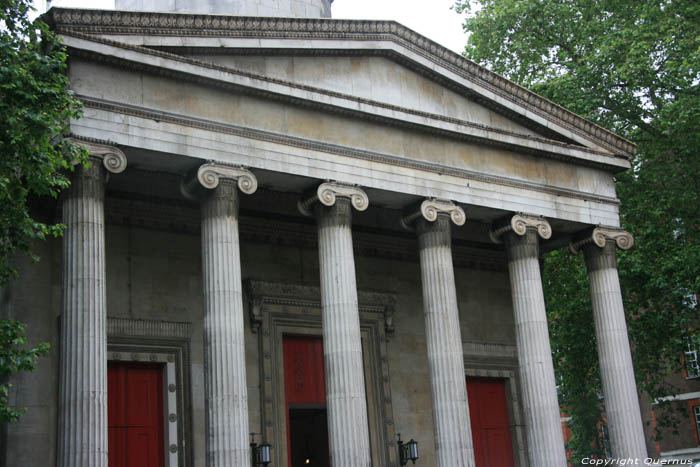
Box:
397;433;419;465
251;433;271;467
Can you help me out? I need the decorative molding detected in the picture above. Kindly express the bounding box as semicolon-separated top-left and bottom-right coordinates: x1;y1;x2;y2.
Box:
490;213;552;243
463;342;517;360
248;296;264;333
245;280;396;339
66;136;127;174
182;161;258;198
107;317;192;339
298;182;369;217
569;226;634;254
401;198;466;230
81;97;622;207
47;8;635;158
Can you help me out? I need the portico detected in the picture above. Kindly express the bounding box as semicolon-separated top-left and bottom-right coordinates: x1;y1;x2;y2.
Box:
1;3;646;467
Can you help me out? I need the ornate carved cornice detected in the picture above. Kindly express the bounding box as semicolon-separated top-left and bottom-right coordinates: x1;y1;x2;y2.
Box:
490;213;552;243
181;161;258;198
297;182;369;217
569;226;634;254
401;198;466;230
66;137;127;174
46;8;636;158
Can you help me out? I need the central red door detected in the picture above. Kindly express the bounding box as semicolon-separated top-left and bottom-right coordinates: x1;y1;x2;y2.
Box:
108;362;165;467
467;377;515;467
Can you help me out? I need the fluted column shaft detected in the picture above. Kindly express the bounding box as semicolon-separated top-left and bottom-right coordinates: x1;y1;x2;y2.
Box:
583;242;647;459
315;198;371;467
201;179;251;466
58;158;109;467
416;215;475;467
504;229;567;467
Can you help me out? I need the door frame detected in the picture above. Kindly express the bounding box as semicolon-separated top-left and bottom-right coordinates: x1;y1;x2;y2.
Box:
107;317;192;467
246;280;397;467
464;342;527;467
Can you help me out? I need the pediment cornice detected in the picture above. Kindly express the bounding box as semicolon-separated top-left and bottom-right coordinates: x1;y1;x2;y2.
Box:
46;7;636;159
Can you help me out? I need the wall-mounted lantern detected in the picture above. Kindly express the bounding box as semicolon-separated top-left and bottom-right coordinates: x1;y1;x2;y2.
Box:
397;433;419;465
250;433;271;467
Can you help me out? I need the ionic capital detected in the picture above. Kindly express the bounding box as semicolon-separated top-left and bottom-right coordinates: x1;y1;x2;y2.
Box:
401;198;466;230
182;161;258;199
569;227;634;254
490;213;552;243
298;182;369;217
66;138;127;174
197;162;258;194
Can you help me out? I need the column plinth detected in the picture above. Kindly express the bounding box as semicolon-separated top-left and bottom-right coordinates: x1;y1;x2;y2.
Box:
492;213;567;467
405;199;475;467
573;228;646;459
300;182;371;467
58;143;127;467
194;162;257;466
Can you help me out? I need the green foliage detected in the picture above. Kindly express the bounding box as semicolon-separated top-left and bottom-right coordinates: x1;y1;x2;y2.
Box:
456;0;700;460
1;0;87;285
1;0;87;422
0;320;49;423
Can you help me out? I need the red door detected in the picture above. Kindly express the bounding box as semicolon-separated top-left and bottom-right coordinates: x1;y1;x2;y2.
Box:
108;362;165;467
467;377;515;467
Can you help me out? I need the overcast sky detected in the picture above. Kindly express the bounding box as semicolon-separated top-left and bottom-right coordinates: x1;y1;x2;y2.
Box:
35;0;468;53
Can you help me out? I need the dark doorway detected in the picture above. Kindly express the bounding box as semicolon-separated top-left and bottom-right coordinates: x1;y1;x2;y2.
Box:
288;407;330;467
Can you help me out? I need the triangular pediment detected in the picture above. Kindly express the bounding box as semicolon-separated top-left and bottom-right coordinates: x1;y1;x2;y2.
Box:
46;7;634;170
180;54;546;140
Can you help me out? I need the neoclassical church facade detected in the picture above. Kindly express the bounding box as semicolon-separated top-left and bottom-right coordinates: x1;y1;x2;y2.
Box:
2;1;649;466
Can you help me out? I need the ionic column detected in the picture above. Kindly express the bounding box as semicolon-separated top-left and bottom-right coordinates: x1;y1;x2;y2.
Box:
58;142;127;467
490;214;567;467
186;162;258;466
402;199;475;467
299;182;371;467
571;228;646;459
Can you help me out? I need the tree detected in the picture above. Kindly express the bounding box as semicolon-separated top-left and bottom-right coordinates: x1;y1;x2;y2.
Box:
0;0;87;421
455;0;700;461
